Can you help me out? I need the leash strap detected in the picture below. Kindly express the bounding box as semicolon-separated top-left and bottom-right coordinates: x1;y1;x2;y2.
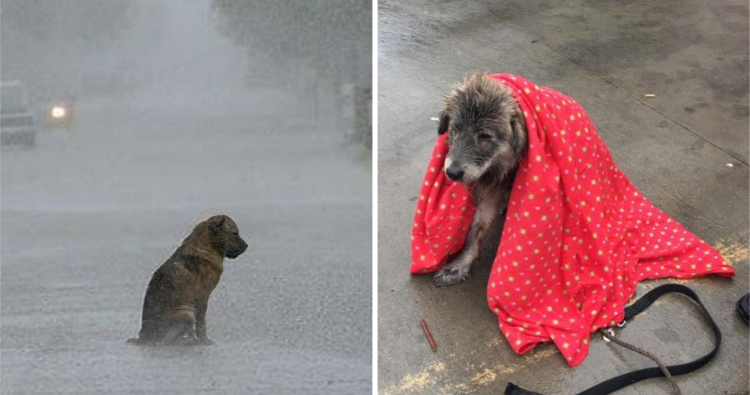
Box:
505;284;722;395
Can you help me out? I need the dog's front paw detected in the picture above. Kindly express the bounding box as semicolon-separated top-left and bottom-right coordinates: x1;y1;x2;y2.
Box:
199;338;215;346
433;265;470;287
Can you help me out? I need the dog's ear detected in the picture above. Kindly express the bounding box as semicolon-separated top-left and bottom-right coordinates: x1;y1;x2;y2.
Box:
438;111;450;135
209;216;226;233
510;111;527;157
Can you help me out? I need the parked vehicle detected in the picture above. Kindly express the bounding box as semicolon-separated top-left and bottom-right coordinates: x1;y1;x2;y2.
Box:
1;81;37;147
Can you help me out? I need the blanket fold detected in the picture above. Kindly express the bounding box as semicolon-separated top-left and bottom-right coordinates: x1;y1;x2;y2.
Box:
410;73;734;366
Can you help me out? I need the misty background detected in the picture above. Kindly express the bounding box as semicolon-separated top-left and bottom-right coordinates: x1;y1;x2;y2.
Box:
2;0;371;111
1;1;372;394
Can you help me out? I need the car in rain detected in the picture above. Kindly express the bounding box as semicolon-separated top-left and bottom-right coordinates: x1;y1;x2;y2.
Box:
43;97;75;129
1;80;37;147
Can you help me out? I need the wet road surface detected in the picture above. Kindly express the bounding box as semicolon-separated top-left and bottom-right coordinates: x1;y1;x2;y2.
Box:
2;94;372;395
378;1;748;394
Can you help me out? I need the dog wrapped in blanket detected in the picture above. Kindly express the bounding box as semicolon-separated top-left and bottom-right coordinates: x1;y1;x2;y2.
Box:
411;73;734;366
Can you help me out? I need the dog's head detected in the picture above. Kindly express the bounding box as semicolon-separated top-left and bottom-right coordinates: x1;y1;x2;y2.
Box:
438;74;527;184
204;215;248;259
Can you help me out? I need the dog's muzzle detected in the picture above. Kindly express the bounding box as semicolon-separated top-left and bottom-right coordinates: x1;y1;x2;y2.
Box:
445;163;465;182
226;240;248;259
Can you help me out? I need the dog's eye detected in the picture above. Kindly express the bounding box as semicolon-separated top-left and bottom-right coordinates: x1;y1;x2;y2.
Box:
477;133;493;141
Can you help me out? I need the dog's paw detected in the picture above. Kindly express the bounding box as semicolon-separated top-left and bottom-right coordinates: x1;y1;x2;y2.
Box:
433;266;470;287
199;338;215;346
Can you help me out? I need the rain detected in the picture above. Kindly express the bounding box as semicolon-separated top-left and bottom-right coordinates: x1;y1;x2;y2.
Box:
1;1;372;394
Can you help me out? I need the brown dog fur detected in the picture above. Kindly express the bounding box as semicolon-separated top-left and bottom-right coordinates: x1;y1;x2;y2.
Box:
127;215;248;346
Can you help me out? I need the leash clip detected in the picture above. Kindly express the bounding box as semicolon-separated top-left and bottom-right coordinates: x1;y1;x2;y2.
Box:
617;320;627;328
602;328;615;343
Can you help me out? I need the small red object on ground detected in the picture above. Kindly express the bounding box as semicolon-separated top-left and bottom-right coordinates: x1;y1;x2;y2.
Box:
420;318;437;352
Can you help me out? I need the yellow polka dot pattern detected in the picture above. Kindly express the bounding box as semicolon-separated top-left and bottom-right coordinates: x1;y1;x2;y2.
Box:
409;73;735;367
409;132;475;274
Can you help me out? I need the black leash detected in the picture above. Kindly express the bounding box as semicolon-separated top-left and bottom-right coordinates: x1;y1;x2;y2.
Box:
505;284;722;395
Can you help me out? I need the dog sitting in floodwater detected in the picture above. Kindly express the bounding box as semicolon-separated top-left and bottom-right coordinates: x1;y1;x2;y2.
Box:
433;74;528;287
127;215;248;346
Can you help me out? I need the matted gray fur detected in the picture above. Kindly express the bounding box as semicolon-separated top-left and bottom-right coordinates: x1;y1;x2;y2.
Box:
433;74;528;287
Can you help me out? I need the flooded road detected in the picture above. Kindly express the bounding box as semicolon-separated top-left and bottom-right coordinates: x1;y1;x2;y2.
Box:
1;1;371;393
1;96;372;394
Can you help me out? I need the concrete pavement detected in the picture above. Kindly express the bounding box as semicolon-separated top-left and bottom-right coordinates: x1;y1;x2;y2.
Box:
378;1;748;394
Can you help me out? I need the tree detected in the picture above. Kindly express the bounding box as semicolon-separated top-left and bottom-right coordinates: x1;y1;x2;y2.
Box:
210;0;371;85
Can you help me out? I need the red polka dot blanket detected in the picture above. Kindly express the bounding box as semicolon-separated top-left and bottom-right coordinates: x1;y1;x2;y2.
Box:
410;73;735;366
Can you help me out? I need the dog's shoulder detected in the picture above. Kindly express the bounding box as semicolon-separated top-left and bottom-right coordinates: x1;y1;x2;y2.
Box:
169;250;224;281
148;254;199;285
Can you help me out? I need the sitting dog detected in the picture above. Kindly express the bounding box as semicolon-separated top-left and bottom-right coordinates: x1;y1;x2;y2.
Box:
127;215;248;346
433;74;528;287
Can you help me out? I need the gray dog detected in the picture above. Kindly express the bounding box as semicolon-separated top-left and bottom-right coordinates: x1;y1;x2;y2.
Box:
433;74;528;287
127;215;248;346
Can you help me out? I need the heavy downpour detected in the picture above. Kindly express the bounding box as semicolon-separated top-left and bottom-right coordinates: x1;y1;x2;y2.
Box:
1;1;372;394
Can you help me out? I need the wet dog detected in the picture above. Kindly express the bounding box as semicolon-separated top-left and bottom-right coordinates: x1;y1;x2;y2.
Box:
127;215;248;346
433;74;528;287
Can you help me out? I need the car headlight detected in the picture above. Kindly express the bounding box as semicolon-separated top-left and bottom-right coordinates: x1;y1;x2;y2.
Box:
50;105;67;119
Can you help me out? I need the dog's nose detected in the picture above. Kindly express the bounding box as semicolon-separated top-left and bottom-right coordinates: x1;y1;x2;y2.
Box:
446;164;464;181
